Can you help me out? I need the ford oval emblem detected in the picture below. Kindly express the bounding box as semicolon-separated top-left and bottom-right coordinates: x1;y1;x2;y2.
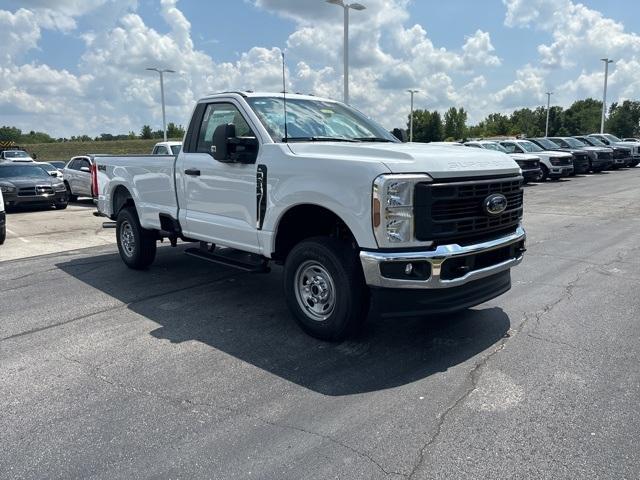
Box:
484;193;508;216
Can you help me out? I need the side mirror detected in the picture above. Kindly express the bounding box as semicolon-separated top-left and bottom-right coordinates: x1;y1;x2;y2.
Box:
80;166;90;173
391;128;408;142
48;171;57;177
32;153;37;160
212;123;235;161
212;123;258;164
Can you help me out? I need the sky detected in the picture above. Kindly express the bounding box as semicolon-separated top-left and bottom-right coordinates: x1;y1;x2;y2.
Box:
1;0;640;137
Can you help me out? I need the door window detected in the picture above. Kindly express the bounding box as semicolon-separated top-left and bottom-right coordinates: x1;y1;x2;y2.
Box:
197;103;254;154
501;142;516;154
78;159;90;171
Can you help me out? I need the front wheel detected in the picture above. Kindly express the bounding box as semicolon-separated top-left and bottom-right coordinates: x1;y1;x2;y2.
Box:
283;237;369;341
539;164;549;181
0;225;5;245
65;182;77;202
116;206;157;269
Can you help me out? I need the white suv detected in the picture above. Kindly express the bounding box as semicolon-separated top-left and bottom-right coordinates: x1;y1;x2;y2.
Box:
500;139;573;181
62;156;94;200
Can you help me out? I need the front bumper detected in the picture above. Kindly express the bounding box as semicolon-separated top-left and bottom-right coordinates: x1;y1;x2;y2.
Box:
359;225;526;290
2;191;67;207
549;166;573;177
522;168;542;182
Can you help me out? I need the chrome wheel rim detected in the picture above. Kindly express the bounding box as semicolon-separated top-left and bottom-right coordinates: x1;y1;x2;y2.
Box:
294;261;336;322
120;221;135;257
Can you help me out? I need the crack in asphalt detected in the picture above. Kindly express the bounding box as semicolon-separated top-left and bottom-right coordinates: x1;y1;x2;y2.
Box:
57;353;406;479
405;256;613;479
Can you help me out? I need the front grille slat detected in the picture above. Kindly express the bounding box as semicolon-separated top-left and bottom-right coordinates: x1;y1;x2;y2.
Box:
414;177;523;246
18;185;53;197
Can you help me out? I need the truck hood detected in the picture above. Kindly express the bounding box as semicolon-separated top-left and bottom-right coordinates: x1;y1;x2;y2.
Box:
286;142;520;179
509;153;539;161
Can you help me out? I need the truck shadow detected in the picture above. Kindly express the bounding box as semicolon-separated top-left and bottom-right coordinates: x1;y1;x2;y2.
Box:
57;247;511;396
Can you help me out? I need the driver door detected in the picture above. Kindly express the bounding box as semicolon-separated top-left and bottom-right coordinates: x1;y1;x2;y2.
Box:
181;101;260;252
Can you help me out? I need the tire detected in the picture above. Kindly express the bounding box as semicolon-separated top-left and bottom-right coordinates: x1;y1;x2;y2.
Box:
116;206;157;269
65;182;77;202
283;237;369;341
540;164;549;181
0;225;5;245
55;201;68;210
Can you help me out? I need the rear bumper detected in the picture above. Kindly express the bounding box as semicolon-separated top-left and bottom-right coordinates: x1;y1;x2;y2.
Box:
359;225;525;290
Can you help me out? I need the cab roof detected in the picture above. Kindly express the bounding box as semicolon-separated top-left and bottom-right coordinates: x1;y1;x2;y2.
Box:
200;91;337;103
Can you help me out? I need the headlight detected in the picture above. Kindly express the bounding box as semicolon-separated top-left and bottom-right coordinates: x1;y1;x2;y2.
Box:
372;173;432;248
54;183;67;192
0;185;16;193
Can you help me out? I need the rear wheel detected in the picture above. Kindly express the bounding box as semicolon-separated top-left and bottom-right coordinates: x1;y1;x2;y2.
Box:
283;237;369;341
116;206;157;269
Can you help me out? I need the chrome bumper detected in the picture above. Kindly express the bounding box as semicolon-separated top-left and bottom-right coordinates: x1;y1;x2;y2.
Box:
360;226;526;289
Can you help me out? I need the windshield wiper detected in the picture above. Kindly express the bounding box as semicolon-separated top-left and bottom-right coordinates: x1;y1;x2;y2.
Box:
284;136;359;143
354;137;394;142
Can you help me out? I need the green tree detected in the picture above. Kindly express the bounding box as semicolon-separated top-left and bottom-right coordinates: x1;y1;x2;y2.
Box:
409;109;444;142
561;98;602;135
140;125;153;139
482;113;512;137
167;122;185;139
606;100;640;137
0;126;22;143
443;107;467;140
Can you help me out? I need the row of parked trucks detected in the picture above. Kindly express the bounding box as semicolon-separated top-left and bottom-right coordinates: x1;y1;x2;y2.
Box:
464;134;640;182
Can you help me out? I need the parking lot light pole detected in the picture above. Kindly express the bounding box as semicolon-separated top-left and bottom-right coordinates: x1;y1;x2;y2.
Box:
326;0;366;105
146;67;176;142
545;91;553;137
600;58;614;134
407;89;419;142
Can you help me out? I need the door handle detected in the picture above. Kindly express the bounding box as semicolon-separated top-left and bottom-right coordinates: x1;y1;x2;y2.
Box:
185;168;201;176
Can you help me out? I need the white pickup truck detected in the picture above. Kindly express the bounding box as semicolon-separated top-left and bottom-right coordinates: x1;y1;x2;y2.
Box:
94;92;526;340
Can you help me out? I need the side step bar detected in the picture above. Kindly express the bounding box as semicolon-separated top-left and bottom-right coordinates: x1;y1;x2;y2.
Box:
184;246;270;273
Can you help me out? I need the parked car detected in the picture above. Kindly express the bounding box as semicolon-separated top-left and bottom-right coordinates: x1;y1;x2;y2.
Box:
499;139;573;180
62;156;94;200
151;141;182;155
36;162;64;179
0;163;68;210
93;91;526;340
549;137;613;173
0;189;5;245
465;140;542;183
526;137;589;174
48;161;67;172
574;136;623;169
0;149;34;162
588;134;638;167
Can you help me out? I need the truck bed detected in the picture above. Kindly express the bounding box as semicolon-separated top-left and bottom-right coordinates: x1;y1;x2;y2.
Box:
94;154;178;230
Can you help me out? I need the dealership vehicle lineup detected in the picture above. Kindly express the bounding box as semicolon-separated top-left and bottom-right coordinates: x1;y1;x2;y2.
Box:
2;64;640;480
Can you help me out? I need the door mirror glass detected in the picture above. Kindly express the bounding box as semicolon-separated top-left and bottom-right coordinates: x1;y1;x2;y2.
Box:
212;123;235;161
80;166;90;173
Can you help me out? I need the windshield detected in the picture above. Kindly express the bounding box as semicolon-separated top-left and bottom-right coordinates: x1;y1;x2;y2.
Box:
247;96;398;143
481;142;508;153
583;137;606;147
4;150;30;158
170;145;182;155
534;138;559;149
604;134;622;142
563;137;586;148
518;140;543;152
39;163;55;172
49;161;66;168
0;165;50;178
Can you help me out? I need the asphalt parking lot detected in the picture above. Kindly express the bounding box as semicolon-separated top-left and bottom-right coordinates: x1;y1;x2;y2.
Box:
1;169;639;479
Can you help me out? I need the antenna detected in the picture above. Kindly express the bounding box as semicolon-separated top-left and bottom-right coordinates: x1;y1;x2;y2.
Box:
281;50;289;143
